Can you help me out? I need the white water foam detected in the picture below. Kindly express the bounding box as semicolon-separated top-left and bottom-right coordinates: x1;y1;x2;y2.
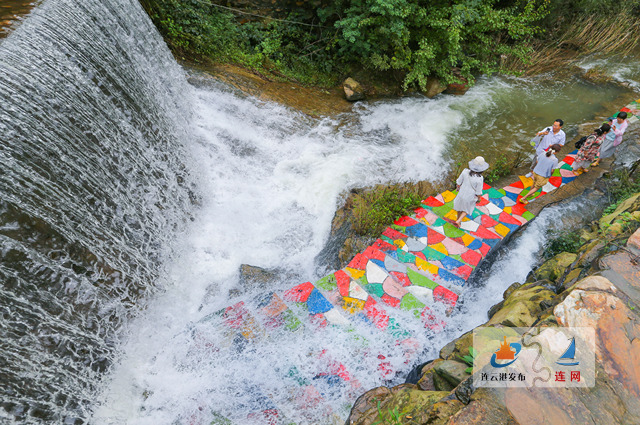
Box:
94;78;595;424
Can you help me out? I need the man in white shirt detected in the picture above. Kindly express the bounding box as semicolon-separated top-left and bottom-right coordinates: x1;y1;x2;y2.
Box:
527;119;565;177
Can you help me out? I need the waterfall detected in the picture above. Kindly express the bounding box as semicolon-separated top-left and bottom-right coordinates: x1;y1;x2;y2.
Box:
0;0;194;422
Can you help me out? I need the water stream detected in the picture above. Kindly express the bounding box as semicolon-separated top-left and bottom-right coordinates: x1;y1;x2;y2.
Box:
1;0;639;423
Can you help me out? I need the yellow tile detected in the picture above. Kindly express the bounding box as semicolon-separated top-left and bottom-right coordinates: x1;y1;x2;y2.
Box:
343;297;365;314
431;242;449;255
442;190;456;203
519;175;533;188
494;223;510;237
418;217;433;226
394;239;406;249
444;210;458;221
345;267;365;280
461;233;475;246
416;257;439;275
503;206;512;214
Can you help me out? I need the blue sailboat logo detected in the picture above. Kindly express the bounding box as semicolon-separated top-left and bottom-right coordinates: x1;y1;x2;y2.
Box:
556;337;579;366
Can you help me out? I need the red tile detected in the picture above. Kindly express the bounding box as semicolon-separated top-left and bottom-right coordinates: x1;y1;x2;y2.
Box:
283;281;315;302
395;215;419;227
335;270;350;297
390;271;412;287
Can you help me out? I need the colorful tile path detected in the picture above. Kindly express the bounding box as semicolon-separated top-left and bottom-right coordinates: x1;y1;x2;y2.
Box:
200;100;639;422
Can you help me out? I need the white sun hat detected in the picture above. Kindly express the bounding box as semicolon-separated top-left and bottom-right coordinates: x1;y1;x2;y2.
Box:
468;156;489;172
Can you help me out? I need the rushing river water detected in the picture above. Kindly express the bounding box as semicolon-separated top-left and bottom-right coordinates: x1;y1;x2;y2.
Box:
1;0;639;424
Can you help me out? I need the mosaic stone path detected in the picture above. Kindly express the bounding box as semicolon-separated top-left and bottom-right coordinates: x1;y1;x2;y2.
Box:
195;101;640;423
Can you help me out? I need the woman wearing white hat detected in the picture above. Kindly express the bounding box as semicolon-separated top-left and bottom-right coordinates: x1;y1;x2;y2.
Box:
453;156;489;226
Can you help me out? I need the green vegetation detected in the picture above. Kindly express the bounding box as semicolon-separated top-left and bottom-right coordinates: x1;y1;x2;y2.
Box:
141;0;640;90
544;163;640;258
543;229;583;258
352;185;424;237
602;165;640;215
483;151;527;184
458;346;477;374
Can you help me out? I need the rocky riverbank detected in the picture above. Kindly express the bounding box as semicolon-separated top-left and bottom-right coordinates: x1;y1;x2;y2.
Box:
345;191;640;425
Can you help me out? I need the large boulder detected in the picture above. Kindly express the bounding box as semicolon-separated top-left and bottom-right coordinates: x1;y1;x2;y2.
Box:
534;252;577;283
487;283;557;327
433;360;469;388
423;76;447;98
554;276;640;398
346;384;448;425
343;77;365;101
600;192;640;228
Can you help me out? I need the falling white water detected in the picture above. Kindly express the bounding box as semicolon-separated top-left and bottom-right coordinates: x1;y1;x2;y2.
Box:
93;69;623;424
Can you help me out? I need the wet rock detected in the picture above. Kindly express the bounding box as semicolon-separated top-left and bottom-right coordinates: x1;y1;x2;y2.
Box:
374;388;449;425
604;222;625;237
423;76;447;98
599;251;640;306
454;376;475;405
417;359;442;391
343;77;365;101
561;267;583;289
600;192;640;228
575;239;605;268
554;275;640;397
346;386;392;425
422;399;465;425
439;330;473;360
238;264;280;293
534;252;577;283
502;282;522;300
347;386;449;425
487;284;556;327
448;387;517;425
444;70;469;96
433;360;469;388
502;368;640;425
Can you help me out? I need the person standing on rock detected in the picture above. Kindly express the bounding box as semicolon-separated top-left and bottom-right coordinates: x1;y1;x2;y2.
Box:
453;156;489;226
591;112;628;167
527;119;566;177
520;144;562;205
572;123;611;175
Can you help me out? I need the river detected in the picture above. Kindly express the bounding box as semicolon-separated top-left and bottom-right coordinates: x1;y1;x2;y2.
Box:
1;1;639;424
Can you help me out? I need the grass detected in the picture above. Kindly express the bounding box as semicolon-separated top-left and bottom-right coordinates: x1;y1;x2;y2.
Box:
502;12;640;76
352;184;425;238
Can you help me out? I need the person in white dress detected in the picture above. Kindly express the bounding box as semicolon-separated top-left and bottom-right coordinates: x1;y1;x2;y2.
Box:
453;156;489;226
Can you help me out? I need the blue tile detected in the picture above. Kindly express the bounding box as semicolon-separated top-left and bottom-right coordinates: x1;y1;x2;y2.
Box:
307;289;334;315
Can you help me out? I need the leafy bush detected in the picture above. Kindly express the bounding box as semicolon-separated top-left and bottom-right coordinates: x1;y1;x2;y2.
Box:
543;229;583;259
320;0;550;89
352;186;424;237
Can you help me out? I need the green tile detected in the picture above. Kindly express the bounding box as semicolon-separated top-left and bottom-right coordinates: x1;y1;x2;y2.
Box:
442;222;466;238
422;246;447;261
397;250;417;264
433;218;449;226
381;234;395;245
365;283;384;298
430;202;454;217
407;268;438;289
315;274;337;291
522;211;535;221
388;318;411;338
400;293;425;312
356;275;369;286
282;309;303;332
485;188;505;198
